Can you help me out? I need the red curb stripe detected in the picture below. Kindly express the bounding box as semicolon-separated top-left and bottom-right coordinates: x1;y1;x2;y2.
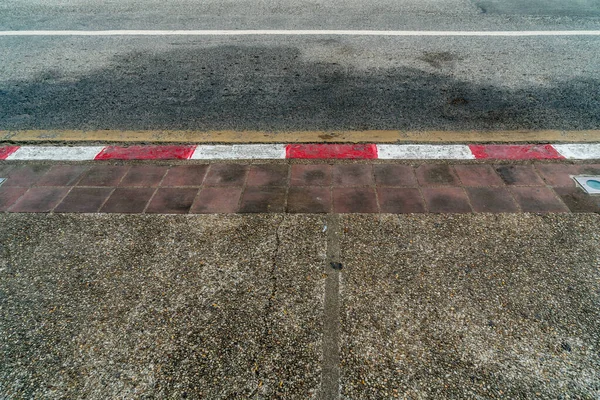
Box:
0;146;20;160
286;144;378;159
95;145;197;160
469;144;564;160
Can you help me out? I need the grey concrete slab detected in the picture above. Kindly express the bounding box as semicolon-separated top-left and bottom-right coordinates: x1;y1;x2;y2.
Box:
0;214;326;398
340;214;600;399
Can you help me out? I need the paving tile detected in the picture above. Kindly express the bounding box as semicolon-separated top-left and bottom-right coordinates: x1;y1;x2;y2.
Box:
0;164;16;176
333;188;378;213
119;165;168;187
191;187;243;213
553;187;600;213
100;188;155;213
146;188;198;214
247;164;289;186
290;164;332;186
415;164;460;186
78;166;130;186
466;187;520;213
36;165;88;186
421;187;472;213
494;165;544;186
374;165;417;186
161;165;209;186
9;187;69;212
333;165;374;186
377;188;426;213
536;164;582;187
0;187;28;211
510;187;569;213
534;164;580;187
578;164;600;175
54;188;113;213
3;165;51;187
454;165;504;187
287;187;331;213
204;164;249;186
239;187;286;213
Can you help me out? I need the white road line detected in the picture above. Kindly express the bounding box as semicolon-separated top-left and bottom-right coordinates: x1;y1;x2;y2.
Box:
378;144;475;159
6;146;105;160
191;144;286;159
553;144;600;160
2;30;600;37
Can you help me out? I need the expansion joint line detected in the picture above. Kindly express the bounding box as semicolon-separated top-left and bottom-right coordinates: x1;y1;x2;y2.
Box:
322;214;341;400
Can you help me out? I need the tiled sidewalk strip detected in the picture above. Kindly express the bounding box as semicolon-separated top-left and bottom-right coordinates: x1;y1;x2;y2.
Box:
1;163;599;213
1;144;600;160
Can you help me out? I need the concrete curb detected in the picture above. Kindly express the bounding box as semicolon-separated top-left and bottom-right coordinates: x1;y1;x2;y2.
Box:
1;143;599;161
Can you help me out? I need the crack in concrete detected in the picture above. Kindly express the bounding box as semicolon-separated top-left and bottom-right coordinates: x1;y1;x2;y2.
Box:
251;215;285;398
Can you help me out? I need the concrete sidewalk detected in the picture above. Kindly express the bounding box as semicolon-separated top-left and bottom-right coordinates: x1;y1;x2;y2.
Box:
1;213;599;398
1;161;600;214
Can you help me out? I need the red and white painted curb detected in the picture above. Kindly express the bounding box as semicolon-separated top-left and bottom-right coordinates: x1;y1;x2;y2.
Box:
0;143;599;161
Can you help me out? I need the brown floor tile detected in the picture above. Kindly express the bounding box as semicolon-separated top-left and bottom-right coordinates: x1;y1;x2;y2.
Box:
333;165;373;186
415;164;460;186
554;187;600;213
0;187;28;211
36;165;89;186
333;188;378;213
287;187;331;213
247;164;289;186
100;188;155;213
9;187;69;212
421;187;471;213
146;188;198;214
510;187;569;213
204;164;249;186
466;187;519;213
377;188;426;213
534;164;580;187
119;166;168;187
191;187;243;213
495;165;544;186
239;187;286;213
454;165;504;186
161;165;209;186
4;165;51;187
578;164;600;175
0;164;15;176
78;166;130;186
290;164;332;186
374;165;416;186
54;188;113;213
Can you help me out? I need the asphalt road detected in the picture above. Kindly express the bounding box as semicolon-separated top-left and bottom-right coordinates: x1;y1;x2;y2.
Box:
0;0;599;134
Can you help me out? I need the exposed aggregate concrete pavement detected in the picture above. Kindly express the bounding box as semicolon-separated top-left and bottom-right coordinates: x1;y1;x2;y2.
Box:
1;213;599;398
340;214;600;399
0;214;327;398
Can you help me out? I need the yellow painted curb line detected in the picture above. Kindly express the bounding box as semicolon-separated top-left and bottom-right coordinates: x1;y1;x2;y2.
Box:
1;129;599;143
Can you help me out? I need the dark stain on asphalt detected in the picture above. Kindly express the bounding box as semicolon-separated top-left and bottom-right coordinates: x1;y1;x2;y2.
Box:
1;45;599;131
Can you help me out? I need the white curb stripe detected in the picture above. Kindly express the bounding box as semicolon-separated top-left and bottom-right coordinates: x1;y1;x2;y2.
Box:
377;144;475;159
2;30;600;37
6;146;105;160
190;144;287;160
552;144;600;160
